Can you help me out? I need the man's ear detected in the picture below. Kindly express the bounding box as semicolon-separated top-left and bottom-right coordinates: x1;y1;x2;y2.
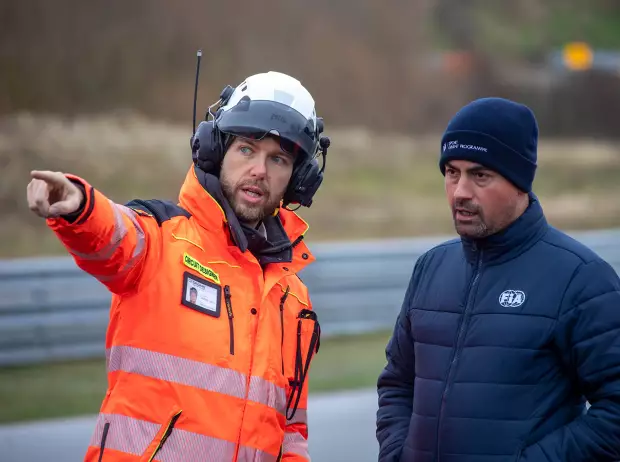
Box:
516;189;530;204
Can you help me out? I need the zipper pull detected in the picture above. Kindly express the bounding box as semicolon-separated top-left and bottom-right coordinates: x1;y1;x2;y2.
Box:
280;286;290;375
223;285;235;355
280;286;290;310
224;285;233;319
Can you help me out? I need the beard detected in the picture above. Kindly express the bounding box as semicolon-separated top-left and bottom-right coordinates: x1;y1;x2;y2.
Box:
451;199;490;239
452;195;523;239
220;173;281;225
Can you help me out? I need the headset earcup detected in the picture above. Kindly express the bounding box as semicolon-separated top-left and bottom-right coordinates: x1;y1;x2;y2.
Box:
284;159;323;208
192;121;225;174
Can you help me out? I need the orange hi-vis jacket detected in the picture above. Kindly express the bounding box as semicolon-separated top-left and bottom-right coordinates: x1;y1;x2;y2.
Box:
47;166;321;462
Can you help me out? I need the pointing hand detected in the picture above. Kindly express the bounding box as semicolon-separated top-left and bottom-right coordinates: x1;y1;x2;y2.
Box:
27;170;84;218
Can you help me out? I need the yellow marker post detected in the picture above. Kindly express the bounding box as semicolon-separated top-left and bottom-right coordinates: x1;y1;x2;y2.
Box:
562;42;593;71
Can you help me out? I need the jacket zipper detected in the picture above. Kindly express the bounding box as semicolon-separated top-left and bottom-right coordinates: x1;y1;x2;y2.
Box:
435;249;483;462
97;422;110;462
148;410;182;462
280;286;290;375
224;285;235;355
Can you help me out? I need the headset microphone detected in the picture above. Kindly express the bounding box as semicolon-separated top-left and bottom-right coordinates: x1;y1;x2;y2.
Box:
318;135;330;174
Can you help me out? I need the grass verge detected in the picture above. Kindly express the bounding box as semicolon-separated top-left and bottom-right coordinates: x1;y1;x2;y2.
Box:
0;331;392;424
2;114;620;258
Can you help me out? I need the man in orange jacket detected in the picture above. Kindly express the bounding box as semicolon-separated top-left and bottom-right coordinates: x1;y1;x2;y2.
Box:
26;71;330;462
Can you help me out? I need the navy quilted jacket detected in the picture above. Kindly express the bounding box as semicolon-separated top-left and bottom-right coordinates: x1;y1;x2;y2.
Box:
376;195;620;462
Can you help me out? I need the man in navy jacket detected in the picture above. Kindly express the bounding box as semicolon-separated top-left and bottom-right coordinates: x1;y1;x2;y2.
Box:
376;97;620;461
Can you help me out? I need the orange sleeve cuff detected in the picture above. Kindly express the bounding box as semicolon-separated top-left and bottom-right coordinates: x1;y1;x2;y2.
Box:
46;174;95;228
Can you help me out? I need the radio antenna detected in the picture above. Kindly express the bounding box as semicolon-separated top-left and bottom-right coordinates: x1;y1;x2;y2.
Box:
192;49;202;135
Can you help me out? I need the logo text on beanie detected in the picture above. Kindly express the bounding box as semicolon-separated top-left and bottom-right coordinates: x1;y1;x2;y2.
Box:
443;140;488;153
461;144;488;152
443;140;459;151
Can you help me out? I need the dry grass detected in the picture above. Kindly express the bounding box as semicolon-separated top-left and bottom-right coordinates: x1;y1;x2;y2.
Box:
2;113;620;258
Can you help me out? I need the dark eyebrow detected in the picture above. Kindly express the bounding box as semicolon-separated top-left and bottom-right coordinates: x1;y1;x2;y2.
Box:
467;166;491;175
275;150;295;161
238;137;293;160
445;161;491;175
239;138;259;148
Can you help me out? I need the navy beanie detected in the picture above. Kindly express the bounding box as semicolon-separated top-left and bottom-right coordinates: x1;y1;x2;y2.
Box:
439;97;539;192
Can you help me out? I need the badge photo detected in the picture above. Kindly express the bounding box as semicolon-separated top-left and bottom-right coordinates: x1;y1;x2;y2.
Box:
181;271;222;318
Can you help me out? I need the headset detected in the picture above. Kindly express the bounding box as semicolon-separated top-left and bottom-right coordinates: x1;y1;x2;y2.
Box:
189;50;330;209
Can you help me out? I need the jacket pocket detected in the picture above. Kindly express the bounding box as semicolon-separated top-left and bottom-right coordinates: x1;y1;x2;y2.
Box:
97;422;110;462
224;285;235;355
140;408;183;462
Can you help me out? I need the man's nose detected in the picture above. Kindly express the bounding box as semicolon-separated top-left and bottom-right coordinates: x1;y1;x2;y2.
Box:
453;177;474;201
248;157;267;178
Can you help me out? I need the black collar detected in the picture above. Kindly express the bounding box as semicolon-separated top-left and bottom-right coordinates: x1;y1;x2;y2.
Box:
461;193;548;265
195;168;293;265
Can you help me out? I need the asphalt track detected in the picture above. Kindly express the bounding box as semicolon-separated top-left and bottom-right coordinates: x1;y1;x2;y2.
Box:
0;388;379;462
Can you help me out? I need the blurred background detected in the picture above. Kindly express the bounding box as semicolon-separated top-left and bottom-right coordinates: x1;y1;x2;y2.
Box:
1;1;620;461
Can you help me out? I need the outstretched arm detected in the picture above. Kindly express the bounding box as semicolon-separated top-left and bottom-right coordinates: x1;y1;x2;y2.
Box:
28;170;160;294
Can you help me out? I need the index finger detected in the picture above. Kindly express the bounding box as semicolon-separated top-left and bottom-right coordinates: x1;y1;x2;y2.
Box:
30;170;68;185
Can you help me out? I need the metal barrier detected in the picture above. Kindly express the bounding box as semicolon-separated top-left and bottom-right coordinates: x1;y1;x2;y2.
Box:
1;229;619;367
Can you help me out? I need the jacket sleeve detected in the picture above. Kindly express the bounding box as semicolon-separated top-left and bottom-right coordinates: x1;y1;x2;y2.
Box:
519;259;620;461
46;175;161;295
376;256;424;462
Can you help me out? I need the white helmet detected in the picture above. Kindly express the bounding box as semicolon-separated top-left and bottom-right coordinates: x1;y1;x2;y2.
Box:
215;71;322;160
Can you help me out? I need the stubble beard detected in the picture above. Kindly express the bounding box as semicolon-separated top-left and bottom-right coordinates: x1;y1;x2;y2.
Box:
220;174;279;225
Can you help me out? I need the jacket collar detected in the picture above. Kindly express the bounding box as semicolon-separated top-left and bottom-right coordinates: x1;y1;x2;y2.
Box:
177;165;314;268
461;193;548;265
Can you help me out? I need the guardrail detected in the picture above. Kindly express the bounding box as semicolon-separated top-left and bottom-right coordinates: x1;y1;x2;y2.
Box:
1;229;619;367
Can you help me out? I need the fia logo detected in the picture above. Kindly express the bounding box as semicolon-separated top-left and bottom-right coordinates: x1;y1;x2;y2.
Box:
499;290;526;308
